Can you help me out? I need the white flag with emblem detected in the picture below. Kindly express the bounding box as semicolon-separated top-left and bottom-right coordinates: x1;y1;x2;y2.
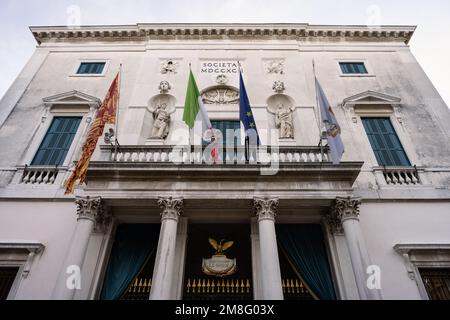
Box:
315;77;345;164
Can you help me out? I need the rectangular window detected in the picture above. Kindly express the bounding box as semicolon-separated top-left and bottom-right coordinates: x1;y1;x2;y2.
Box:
362;117;410;166
419;268;450;300
32;117;82;166
339;62;368;74
210;120;241;146
76;62;105;75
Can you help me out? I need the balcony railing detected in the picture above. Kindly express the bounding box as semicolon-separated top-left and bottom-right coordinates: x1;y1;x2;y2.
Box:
373;166;422;185
103;145;330;164
120;276;312;300
19;165;60;185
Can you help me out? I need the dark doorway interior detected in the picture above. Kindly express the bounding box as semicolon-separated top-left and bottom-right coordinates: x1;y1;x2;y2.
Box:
184;223;252;300
0;267;18;300
278;245;314;300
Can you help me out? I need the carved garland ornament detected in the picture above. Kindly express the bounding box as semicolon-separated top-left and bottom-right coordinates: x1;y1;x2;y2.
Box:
201;88;239;104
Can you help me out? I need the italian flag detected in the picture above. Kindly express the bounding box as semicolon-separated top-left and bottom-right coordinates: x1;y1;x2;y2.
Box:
183;69;218;161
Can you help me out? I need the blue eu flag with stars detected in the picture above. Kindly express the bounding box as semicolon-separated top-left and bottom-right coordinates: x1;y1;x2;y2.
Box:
239;71;261;146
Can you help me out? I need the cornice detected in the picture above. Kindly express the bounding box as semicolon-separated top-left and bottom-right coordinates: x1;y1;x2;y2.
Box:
30;23;416;45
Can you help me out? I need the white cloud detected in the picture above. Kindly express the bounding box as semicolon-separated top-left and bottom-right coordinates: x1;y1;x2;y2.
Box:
0;0;449;108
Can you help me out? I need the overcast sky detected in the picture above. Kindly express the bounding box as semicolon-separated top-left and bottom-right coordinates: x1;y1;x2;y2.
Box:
1;0;449;106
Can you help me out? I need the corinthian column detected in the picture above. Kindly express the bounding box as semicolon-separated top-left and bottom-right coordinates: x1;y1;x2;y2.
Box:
328;197;381;300
253;198;284;300
150;197;183;300
52;196;110;300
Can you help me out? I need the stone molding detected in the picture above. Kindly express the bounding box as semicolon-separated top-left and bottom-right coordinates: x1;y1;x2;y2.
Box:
30;24;416;45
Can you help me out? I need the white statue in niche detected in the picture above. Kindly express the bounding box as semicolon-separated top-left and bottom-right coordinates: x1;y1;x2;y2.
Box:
151;103;171;139
275;103;294;139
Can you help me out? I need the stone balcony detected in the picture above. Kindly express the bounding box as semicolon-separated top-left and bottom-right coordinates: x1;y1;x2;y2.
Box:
83;144;364;202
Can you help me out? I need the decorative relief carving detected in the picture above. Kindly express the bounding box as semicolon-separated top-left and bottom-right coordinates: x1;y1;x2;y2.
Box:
158;80;171;93
158;197;183;222
216;74;228;85
272;80;285;93
326;196;361;234
253;197;279;222
75;196;111;231
160;59;179;74
264;59;284;75
201;87;239;104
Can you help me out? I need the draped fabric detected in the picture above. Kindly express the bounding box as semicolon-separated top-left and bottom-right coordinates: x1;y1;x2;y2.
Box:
100;224;160;300
276;224;336;300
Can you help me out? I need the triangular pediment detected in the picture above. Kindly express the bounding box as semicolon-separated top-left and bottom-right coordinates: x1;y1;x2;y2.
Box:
343;90;401;106
43;90;101;107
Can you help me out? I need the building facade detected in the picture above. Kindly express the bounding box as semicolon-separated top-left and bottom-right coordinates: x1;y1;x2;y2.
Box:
0;23;449;300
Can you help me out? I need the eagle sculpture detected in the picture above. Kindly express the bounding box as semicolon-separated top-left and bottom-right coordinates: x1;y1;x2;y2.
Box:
208;238;234;255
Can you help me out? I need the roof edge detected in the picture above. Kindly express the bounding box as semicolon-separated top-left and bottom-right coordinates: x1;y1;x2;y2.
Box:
29;23;416;45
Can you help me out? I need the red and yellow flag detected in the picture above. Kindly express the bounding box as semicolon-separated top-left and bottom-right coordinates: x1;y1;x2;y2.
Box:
64;73;119;194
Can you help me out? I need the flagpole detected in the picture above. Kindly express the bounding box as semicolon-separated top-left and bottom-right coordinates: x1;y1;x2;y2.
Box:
312;59;322;134
114;63;122;159
312;59;325;161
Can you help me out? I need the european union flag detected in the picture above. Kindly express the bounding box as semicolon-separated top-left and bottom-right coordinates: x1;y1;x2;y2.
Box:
239;71;261;146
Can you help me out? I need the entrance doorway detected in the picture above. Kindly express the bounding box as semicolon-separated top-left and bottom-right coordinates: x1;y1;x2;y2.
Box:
183;223;252;300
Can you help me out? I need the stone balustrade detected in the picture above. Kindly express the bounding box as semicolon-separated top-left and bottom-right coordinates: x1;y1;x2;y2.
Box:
103;145;330;164
19;166;60;185
374;166;423;185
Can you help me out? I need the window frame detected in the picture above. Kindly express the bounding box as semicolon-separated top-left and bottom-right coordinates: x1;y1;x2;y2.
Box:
71;59;110;77
0;242;45;300
31;116;83;167
337;59;375;77
394;244;450;300
209;119;242;147
23;112;88;168
360;116;411;167
355;113;417;168
22;110;92;169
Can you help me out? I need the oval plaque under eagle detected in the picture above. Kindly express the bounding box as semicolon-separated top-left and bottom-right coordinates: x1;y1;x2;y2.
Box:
202;238;236;277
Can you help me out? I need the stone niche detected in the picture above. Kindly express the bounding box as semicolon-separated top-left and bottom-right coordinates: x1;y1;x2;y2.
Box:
145;93;176;144
266;94;296;145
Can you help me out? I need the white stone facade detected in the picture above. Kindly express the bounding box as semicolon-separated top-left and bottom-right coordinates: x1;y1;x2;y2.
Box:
0;23;449;300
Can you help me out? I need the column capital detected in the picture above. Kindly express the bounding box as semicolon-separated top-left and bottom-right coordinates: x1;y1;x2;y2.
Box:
253;197;279;222
75;196;111;231
326;196;361;234
158;197;183;222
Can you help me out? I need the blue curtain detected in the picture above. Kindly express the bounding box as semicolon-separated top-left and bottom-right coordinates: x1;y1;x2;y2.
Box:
276;224;336;300
100;224;160;300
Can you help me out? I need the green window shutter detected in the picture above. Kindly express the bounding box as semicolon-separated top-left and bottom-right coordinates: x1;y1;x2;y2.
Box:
362;117;411;166
210;120;241;146
339;62;368;74
32;117;82;166
77;62;105;74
